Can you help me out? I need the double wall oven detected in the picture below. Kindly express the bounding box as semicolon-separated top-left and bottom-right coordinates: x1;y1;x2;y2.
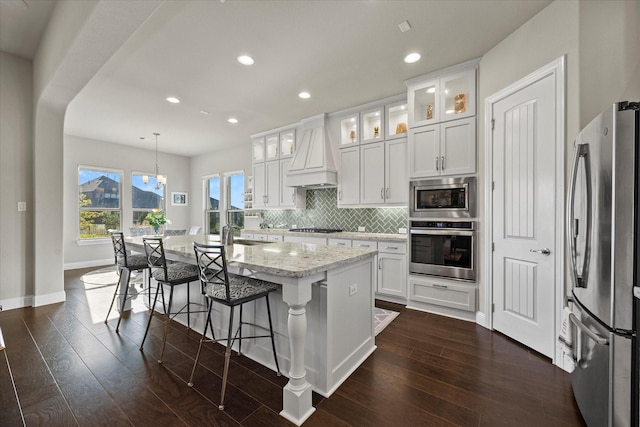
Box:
409;177;477;282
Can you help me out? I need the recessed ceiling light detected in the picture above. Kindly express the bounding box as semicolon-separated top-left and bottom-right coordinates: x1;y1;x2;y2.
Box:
298;91;311;99
166;97;180;103
228;117;238;124
237;55;254;65
404;53;421;64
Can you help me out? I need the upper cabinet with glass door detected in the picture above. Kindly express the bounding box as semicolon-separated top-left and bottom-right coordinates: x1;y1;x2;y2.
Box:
360;107;383;144
279;129;296;159
385;100;408;140
339;114;359;147
265;134;279;161
252;137;265;163
406;59;478;128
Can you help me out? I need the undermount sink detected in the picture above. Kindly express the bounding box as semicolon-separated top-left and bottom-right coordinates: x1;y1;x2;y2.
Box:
233;238;274;246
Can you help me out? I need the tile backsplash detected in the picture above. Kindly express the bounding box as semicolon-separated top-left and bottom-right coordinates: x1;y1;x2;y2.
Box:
258;188;408;233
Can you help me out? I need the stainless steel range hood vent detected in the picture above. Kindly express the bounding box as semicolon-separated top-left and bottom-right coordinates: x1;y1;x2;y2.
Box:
285;114;337;188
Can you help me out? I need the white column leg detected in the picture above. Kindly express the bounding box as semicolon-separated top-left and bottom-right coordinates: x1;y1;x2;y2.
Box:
280;303;315;425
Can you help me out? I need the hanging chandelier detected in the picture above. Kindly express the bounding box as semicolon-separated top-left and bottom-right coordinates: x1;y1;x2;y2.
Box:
142;132;166;189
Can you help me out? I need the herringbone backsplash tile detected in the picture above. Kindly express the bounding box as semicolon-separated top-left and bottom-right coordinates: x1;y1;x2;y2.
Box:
260;188;408;233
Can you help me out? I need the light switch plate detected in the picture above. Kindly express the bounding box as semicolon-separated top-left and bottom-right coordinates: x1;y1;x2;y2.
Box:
357;226;365;232
18;202;26;212
398;227;407;234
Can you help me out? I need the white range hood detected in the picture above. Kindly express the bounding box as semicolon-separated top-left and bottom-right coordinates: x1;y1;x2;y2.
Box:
286;114;337;188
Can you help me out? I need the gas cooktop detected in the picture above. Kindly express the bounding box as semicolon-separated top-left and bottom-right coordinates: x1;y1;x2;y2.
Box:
288;228;343;233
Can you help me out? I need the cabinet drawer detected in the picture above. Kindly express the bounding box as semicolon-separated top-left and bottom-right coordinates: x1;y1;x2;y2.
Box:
267;234;283;242
284;235;328;246
253;234;268;241
377;241;406;254
240;232;254;239
409;277;476;312
352;240;377;250
328;238;352;247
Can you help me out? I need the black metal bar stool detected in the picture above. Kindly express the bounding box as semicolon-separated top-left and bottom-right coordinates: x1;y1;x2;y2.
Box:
105;231;156;333
139;237;201;363
188;242;281;410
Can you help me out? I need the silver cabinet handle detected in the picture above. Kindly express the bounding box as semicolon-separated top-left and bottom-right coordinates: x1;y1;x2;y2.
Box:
433;284;448;289
384;246;398;250
291;193;295;203
441;156;445;170
380;188;384;199
530;248;551;256
338;190;342;200
378;258;382;270
436;156;439;171
386;187;390;199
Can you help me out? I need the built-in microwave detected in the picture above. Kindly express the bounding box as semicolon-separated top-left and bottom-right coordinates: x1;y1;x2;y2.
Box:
409;176;476;218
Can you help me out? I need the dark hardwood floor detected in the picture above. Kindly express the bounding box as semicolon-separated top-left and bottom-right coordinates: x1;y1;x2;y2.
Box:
0;267;586;426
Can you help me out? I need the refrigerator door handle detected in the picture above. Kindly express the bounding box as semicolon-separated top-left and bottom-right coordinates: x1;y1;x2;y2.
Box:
569;312;608;346
567;143;592;288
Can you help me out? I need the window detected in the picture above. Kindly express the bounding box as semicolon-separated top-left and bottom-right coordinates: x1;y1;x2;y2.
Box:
132;173;165;225
78;167;122;239
206;175;221;234
226;172;245;235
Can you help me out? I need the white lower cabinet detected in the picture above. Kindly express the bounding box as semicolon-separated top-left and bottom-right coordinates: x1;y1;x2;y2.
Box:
408;274;476;312
328;238;351;247
283;235;328;246
376;241;407;300
267;234;283;241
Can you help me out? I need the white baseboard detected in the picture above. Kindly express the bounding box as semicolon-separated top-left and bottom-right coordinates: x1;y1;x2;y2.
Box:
0;295;34;311
64;259;113;271
33;291;66;307
475;311;490;329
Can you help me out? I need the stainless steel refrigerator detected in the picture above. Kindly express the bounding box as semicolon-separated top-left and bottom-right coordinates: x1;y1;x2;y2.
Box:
567;101;639;427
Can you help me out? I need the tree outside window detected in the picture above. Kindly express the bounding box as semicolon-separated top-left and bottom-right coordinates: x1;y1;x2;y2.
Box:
226;172;245;236
132;173;165;225
78;168;122;239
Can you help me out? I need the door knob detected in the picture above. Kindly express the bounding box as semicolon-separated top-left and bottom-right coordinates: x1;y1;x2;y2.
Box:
530;248;551;256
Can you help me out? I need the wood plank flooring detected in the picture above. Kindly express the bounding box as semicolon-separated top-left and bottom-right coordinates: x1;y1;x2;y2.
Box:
0;267;586;426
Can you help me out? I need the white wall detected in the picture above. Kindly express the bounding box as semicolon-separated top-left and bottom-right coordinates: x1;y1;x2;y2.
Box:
0;52;34;309
189;143;252;233
63;135;191;269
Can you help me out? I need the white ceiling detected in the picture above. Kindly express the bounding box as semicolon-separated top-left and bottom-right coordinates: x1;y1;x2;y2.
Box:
3;0;553;157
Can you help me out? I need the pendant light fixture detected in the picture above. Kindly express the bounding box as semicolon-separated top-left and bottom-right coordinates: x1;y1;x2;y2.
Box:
142;132;166;189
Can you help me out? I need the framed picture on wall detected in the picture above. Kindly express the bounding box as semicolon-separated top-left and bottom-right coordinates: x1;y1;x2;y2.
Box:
171;192;188;206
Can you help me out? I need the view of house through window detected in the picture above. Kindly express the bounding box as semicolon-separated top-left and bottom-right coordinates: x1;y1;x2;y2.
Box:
227;172;245;236
206;175;221;234
78;167;122;239
132;173;165;226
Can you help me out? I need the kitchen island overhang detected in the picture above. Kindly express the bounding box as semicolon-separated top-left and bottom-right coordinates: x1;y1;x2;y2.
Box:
125;235;377;426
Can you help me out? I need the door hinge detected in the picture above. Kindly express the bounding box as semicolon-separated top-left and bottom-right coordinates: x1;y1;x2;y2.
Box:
491;118;495;130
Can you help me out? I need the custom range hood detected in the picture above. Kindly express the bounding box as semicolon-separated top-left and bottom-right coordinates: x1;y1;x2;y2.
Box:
286;114;338;188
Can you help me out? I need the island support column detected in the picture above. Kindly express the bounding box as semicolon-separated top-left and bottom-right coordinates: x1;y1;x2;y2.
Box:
279;275;318;425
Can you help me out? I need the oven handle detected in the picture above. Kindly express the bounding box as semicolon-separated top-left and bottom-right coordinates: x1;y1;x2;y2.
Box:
410;228;474;236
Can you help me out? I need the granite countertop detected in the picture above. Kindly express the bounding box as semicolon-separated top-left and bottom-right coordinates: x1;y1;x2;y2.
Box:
126;234;377;278
243;228;407;242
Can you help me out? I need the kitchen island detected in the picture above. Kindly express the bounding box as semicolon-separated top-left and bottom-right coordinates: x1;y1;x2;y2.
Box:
126;234;377;426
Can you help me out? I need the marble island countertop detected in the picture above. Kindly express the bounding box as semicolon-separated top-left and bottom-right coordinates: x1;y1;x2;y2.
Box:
242;228;407;242
125;234;377;278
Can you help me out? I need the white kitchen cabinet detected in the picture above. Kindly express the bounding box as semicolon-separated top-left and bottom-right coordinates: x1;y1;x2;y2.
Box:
407;65;476;128
359;138;408;206
265;134;279;160
252;160;280;208
360;106;384;144
408;274;476;312
240;232;254;239
279;129;296;159
377;241;407;299
328;238;351;247
252;137;265;162
385;100;408;140
408;117;475;178
339;114;359;147
267;234;283;241
279;158;306;208
337;146;360;206
352;240;377;250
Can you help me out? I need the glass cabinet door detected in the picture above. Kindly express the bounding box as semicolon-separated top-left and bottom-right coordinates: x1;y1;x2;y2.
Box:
265;134;279;160
252;137;265;162
409;79;439;128
386;101;408;139
279;129;295;158
340;114;359;146
360;107;383;144
440;68;476;121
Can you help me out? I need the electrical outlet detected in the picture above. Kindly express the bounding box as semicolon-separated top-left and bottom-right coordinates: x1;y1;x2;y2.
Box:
18;202;27;212
349;284;358;296
398;227;407;234
357;226;365;232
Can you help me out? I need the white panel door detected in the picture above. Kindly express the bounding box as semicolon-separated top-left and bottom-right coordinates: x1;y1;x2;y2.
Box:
440;117;476;176
265;161;280;207
252;162;266;208
408;125;439;178
492;73;556;358
338;147;360;206
385;138;408;204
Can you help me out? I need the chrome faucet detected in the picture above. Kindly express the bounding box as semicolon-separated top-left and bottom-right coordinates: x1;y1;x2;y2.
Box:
222;225;240;246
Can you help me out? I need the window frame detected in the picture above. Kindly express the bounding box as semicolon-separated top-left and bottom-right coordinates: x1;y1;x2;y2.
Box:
78;165;123;240
204;174;221;235
225;171;245;235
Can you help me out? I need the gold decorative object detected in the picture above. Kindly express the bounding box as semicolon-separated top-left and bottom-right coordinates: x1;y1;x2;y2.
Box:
395;123;407;134
426;104;433;120
349;130;356;142
454;94;466;113
373;126;379;138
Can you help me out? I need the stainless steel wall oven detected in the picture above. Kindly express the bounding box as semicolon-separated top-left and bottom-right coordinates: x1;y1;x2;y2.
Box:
409;220;476;281
410;176;476;219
